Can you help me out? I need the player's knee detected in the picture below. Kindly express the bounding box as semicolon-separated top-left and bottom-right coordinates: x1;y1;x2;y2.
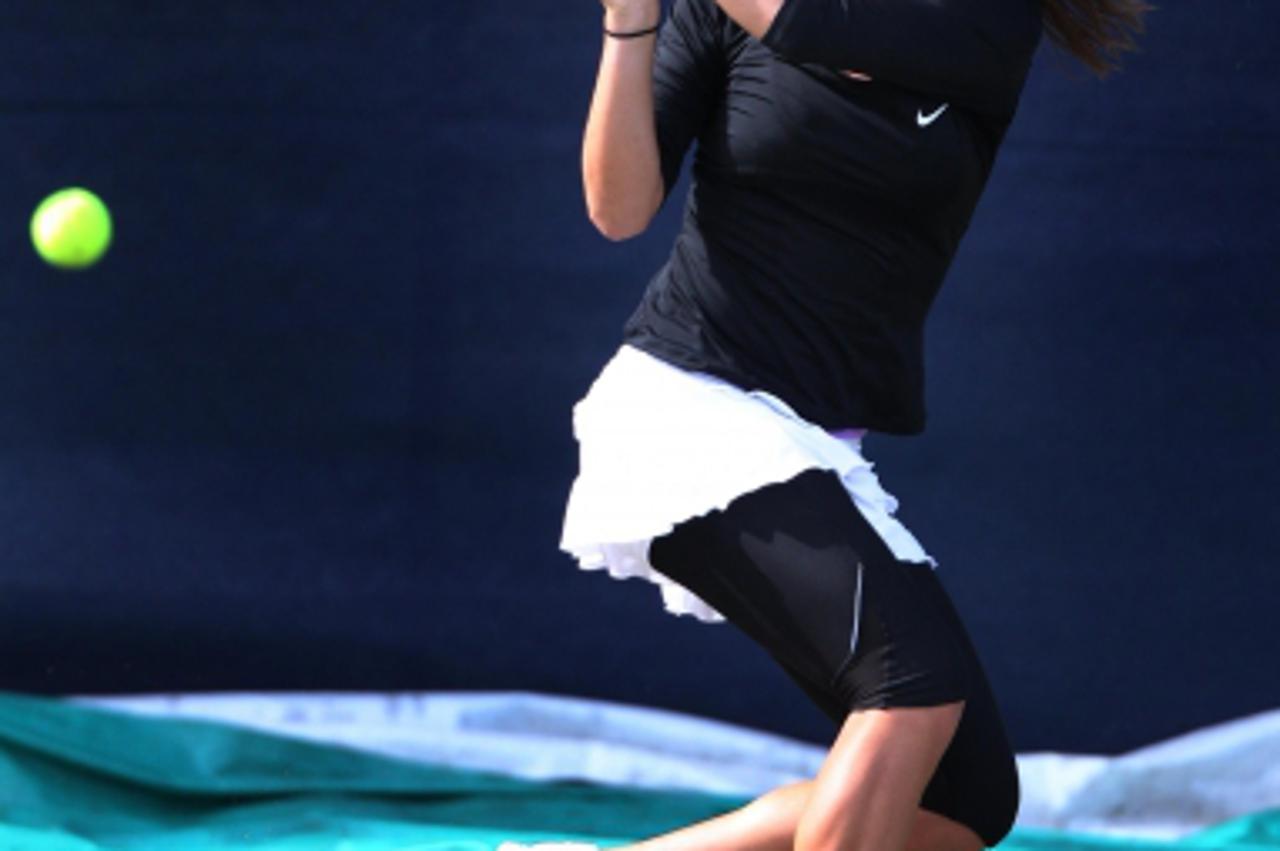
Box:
933;737;1018;849
746;780;811;825
974;747;1021;847
793;808;848;851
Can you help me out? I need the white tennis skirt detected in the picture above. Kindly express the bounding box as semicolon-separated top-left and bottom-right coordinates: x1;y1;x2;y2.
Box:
559;344;936;624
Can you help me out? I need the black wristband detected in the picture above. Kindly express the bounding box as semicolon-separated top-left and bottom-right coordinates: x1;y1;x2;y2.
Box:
604;21;660;39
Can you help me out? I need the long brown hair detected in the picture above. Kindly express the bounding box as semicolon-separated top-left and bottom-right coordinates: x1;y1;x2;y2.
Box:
1043;0;1154;77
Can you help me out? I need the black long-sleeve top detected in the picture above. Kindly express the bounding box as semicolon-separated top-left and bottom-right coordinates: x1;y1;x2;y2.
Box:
621;0;1043;434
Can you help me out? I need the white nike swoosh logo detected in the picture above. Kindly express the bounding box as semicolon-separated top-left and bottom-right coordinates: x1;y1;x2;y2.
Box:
917;103;949;127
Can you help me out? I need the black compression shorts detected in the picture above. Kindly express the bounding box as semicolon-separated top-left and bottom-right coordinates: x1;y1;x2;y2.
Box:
647;468;1020;847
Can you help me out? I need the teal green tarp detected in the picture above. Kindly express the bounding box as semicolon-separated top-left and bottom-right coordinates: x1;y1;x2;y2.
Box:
0;692;1276;850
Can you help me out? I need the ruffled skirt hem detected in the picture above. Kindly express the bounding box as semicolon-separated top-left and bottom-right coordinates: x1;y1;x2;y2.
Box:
558;345;936;623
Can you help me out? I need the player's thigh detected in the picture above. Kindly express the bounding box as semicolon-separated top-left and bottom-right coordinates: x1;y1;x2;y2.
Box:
647;468;879;696
648;468;969;712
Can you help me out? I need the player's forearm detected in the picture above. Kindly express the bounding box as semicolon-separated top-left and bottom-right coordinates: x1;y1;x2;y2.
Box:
582;7;665;242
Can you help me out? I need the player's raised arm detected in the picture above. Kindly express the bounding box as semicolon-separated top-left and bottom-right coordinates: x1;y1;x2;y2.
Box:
584;0;728;242
582;1;665;241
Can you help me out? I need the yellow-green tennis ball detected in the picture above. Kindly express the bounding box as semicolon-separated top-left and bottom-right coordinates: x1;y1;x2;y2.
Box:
30;187;114;269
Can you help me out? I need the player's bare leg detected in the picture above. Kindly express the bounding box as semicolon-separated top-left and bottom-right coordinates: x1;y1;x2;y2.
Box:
600;702;981;851
794;701;973;851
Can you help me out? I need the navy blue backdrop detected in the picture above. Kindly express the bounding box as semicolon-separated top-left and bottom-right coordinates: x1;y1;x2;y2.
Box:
0;2;1275;754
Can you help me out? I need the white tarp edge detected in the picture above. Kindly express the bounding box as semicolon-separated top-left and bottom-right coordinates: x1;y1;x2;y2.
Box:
71;692;1280;840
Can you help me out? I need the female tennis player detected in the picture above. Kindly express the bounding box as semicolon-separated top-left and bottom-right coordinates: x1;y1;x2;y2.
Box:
550;1;1148;849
